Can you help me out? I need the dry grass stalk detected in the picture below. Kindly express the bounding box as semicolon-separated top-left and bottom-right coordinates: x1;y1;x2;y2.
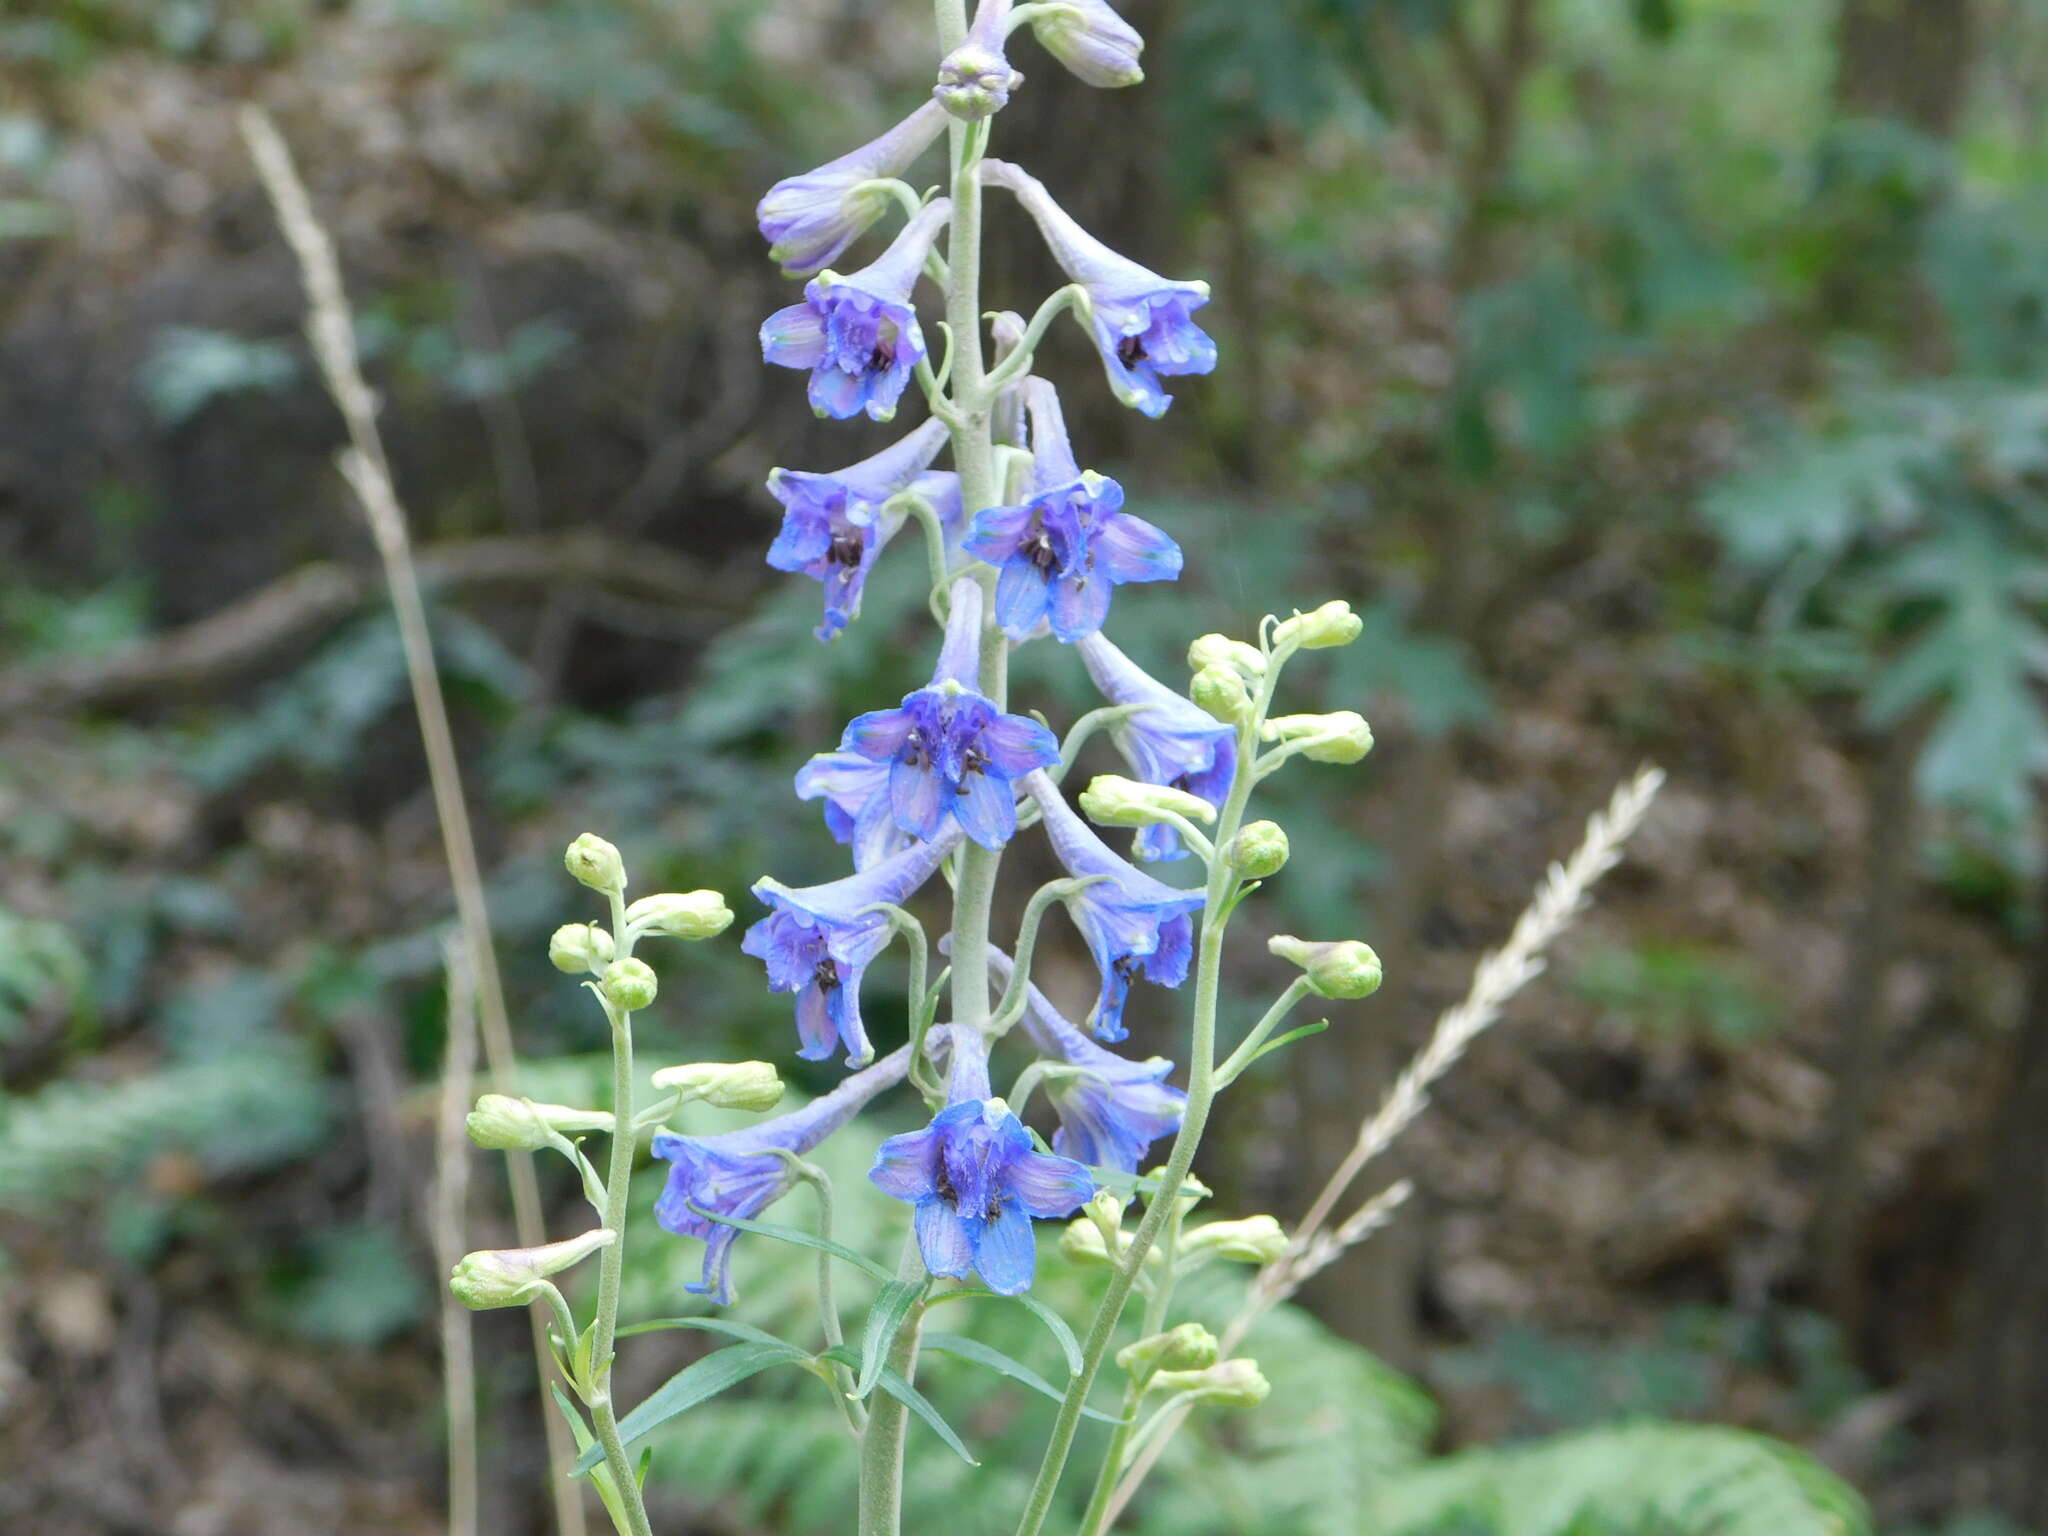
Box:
435;937;481;1536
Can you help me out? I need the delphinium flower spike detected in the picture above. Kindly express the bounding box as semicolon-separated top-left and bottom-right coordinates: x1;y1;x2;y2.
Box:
756;100;951;277
836;576;1059;848
742;826;963;1064
980;159;1215;417
1075;631;1236;861
762;196;953;422
653;1041;924;1303
766;416;959;640
965;377;1181;641
1023;768;1204;1041
984;946;1184;1172
871;1026;1096;1294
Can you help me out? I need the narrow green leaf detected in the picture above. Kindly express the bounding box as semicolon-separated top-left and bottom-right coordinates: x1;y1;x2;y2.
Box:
1239;1019;1330;1072
928;1286;1084;1376
689;1203;893;1281
573;1340;811;1476
616;1316;795;1349
552;1385;630;1530
922;1331;1125;1423
856;1279;927;1401
819;1346;978;1465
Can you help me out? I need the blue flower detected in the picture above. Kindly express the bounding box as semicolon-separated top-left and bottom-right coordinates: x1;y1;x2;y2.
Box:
986;946;1184;1172
761;197;952;422
766;418;956;640
870;1029;1095;1294
653;1043;914;1302
756;101;950;277
741;828;961;1064
1076;632;1237;861
982;160;1215;417
837;577;1058;848
964;379;1180;642
1025;769;1204;1042
793;752;912;871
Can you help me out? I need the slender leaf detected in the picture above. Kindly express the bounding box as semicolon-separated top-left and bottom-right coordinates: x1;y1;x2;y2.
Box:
616;1315;796;1349
922;1331;1126;1423
690;1203;893;1281
819;1346;978;1465
551;1385;631;1531
1237;1019;1330;1073
930;1285;1085;1375
856;1279;927;1401
574;1340;811;1476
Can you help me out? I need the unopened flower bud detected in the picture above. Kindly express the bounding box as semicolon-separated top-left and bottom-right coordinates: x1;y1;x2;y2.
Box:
1271;600;1363;652
564;833;626;894
1187;633;1265;678
935;43;1022;120
1079;773;1216;830
1031;0;1144;88
600;957;658;1011
1060;1216;1116;1269
650;1060;785;1113
626;890;734;941
1149;1358;1270;1408
449;1228;615;1310
1117;1322;1218;1377
548;922;615;974
1269;935;1384;999
466;1094;614;1151
1181;1214;1287;1265
1261;711;1373;764
1227;821;1289;878
1191;663;1254;725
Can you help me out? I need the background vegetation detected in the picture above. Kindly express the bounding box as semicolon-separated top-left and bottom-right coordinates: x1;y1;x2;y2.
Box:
1;0;2044;1532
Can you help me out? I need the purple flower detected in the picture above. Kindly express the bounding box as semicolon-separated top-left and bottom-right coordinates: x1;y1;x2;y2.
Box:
964;379;1180;642
1027;0;1143;89
1076;632;1237;861
981;160;1215;417
1025;769;1204;1042
757;101;950;276
766;418;956;640
761;197;952;422
837;578;1058;849
986;946;1184;1172
653;1043;914;1303
742;828;962;1064
870;1028;1095;1294
794;753;911;871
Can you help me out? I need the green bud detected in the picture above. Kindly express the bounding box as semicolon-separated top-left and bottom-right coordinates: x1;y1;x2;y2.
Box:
935;43;1020;120
1191;663;1254;725
1226;820;1289;878
1261;711;1374;764
1059;1216;1117;1269
599;957;658;1011
1181;1214;1288;1266
1187;632;1266;678
466;1093;614;1151
548;922;615;975
1079;773;1217;830
1149;1358;1270;1408
1116;1322;1220;1378
626;890;734;941
1272;599;1363;652
449;1228;614;1310
1269;935;1384;999
650;1060;784;1113
564;833;627;894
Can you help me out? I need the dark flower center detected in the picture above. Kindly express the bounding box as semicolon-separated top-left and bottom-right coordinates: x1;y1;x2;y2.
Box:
1117;334;1147;369
828;531;865;568
902;727;928;769
1112;953;1143;983
867;335;897;372
813;956;841;992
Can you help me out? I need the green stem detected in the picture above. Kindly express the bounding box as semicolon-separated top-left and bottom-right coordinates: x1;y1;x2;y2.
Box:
1075;1203;1183;1536
857;1231;931;1536
585;888;655;1536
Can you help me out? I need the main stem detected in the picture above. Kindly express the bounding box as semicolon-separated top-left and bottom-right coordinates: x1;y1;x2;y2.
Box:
1012;716;1263;1536
857;5;988;1526
587;892;656;1536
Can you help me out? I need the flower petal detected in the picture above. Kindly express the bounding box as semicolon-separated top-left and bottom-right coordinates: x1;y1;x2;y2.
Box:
761;302;828;368
915;1199;980;1280
974;1202;1039;1295
1006;1149;1097;1219
870;1126;942;1201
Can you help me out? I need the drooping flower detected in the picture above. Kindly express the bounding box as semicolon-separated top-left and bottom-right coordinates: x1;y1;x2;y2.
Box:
980;160;1214;417
794;752;910;871
653;1042;916;1303
985;945;1183;1172
756;101;951;277
742;827;962;1064
766;418;955;640
1076;631;1236;861
837;577;1058;848
1027;0;1143;89
870;1027;1095;1294
964;378;1180;642
1024;769;1204;1042
761;197;952;422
